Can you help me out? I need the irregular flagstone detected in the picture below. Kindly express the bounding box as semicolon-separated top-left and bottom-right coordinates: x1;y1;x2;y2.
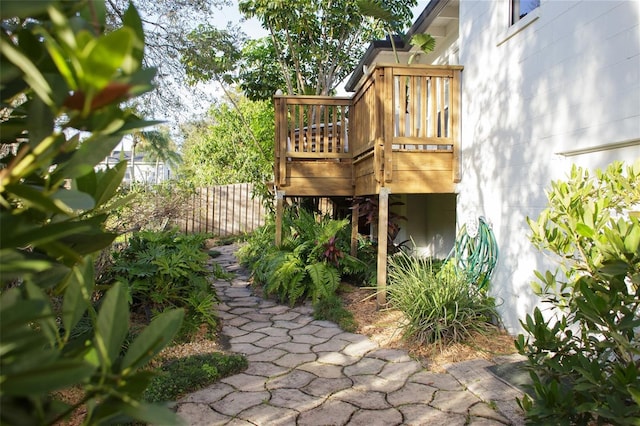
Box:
312;326;343;338
252;325;289;337
467;418;511;426
430;389;482;414
367;348;412;362
351;375;405;393
254;334;291;348
387;382;437;406
272;319;307;329
342;339;379;357
343;357;386;376
311;339;350;353
469;402;511;424
229;342;266;355
236;403;299;425
243;361;289;377
410;370;464;390
289;333;328;345
398;403;467;426
243;312;272;322
301;377;353;398
229;331;267;344
273;352;317;368
297;361;344;379
269;388;325;411
297;399;357;426
240;321;273;332
176;402;232;425
315;351;359;366
274;341;312;353
246;348;287;362
289;324;323;335
259;305;290;314
266;370;317;390
222;326;249;338
331;388;390;409
211;390;270;416
226;316;251;327
220;373;267;392
179;383;234;403
377;360;423;382
271;311;303;321
348;408;403;426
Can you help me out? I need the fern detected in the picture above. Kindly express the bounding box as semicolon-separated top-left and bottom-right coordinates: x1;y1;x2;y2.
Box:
306;262;341;304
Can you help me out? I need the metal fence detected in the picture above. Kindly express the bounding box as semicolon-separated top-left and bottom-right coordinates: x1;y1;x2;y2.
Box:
177;183;267;236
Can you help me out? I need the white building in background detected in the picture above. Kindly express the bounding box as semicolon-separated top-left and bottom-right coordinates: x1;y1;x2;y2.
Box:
97;150;172;185
346;0;640;333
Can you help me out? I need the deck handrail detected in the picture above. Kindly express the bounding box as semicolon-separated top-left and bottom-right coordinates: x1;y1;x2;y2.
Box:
274;64;463;187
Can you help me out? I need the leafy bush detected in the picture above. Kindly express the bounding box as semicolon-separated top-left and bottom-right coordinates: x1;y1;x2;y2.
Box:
313;293;357;332
0;2;185;424
387;252;498;347
144;353;247;403
108;229;219;340
239;208;367;306
516;161;640;424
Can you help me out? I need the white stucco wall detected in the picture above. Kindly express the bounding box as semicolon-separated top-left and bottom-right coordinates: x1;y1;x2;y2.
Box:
457;0;640;333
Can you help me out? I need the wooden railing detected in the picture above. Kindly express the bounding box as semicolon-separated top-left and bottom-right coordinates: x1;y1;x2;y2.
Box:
274;64;463;188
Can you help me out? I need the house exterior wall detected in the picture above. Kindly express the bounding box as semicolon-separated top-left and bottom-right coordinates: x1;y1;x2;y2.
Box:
457;0;640;333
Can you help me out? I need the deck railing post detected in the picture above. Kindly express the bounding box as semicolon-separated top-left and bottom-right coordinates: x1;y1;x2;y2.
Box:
350;202;359;257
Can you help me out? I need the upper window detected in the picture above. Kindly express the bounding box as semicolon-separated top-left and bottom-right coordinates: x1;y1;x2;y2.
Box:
511;0;540;25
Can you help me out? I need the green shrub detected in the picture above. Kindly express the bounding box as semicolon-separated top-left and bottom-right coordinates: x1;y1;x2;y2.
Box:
516;160;640;425
241;208;367;306
109;229;218;340
387;252;498;347
144;353;247;403
0;2;185;424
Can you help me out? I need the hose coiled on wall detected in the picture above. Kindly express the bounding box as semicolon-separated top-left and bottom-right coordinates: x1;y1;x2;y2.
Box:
445;216;498;290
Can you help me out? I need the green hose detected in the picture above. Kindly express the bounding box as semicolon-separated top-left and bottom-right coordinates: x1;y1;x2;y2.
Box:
445;217;498;290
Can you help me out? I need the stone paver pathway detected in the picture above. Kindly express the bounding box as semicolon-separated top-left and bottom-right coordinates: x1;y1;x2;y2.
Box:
177;244;526;425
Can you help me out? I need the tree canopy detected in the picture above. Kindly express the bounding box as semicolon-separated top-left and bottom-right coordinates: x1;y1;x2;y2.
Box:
239;0;417;96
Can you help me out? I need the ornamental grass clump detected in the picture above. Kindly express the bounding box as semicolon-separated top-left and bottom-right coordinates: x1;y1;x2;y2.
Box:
387;252;498;348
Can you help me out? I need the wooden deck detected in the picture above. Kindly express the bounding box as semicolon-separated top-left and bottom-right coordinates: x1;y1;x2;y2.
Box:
274;64;463;197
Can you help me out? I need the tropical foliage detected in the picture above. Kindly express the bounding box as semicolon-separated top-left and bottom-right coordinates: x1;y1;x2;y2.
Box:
516;160;640;425
105;230;219;341
0;2;184;424
238;208;367;306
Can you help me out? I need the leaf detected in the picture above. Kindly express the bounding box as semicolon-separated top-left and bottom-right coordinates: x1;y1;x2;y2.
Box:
0;38;53;105
94;160;127;207
51;134;123;183
575;223;595;239
121;308;184;372
410;33;436;54
24;282;58;346
95;282;129;365
1;358;96;396
52;188;96;212
62;258;94;340
82;28;134;89
5;183;67;215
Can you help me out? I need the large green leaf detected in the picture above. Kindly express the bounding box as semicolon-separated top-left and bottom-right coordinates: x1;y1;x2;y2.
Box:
51;188;96;212
0;38;53;106
1;359;95;395
51;134;122;184
5;183;67;215
62;258;94;340
94;160;127;207
95;282;129;365
82;28;134;89
24;282;58;347
122;308;184;372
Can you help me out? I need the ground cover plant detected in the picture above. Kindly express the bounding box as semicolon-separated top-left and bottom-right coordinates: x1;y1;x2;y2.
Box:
0;2;186;424
386;252;499;348
517;160;640;424
105;229;220;341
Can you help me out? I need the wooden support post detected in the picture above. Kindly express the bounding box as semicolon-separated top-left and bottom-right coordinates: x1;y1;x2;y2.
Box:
350;202;359;257
275;190;285;246
376;187;390;308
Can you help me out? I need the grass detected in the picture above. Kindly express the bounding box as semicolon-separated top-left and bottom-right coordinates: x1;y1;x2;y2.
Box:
312;293;357;332
144;352;248;403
